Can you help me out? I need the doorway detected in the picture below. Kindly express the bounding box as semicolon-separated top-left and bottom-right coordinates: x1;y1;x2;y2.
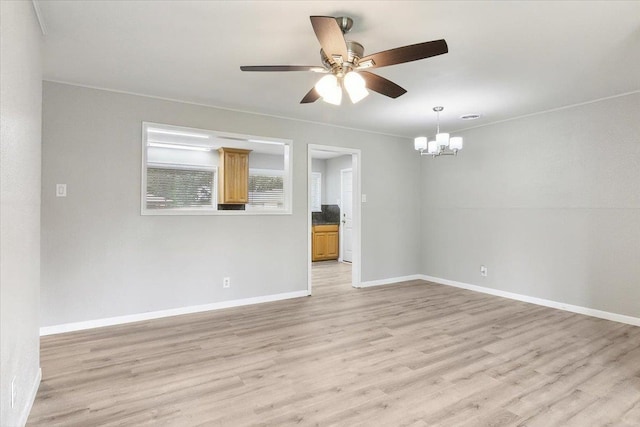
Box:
308;145;361;294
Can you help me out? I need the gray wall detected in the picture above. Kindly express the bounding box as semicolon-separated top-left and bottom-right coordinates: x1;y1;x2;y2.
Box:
325;155;353;207
249;153;284;171
421;93;640;317
41;82;422;326
0;2;42;425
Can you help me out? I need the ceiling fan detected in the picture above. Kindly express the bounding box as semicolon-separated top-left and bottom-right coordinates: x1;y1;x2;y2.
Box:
240;16;448;105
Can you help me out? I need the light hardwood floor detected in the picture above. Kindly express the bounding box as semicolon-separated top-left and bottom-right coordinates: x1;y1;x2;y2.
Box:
29;261;640;426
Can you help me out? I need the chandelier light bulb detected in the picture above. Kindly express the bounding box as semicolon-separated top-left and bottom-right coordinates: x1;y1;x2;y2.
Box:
427;140;439;154
414;136;428;151
449;136;463;151
436;132;450;147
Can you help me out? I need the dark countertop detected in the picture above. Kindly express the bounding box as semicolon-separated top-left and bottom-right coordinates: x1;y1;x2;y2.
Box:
312;204;340;226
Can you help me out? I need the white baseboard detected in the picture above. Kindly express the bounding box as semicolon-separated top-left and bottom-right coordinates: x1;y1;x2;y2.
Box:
421;275;640;327
18;367;41;427
40;275;640;335
357;274;424;288
40;290;310;336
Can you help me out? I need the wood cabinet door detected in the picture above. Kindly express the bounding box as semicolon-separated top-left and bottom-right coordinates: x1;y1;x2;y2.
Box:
218;148;251;204
326;232;339;258
313;232;328;260
312;225;339;261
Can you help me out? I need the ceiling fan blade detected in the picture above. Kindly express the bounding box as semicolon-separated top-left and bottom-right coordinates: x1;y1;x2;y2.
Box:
240;65;326;72
358;39;448;69
359;71;407;99
310;16;348;64
300;87;321;104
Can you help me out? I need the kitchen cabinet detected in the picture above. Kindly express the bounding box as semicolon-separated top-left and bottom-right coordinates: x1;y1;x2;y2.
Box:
312;224;339;261
218;147;252;204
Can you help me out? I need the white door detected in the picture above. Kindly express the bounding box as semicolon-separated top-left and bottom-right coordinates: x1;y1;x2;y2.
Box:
340;168;353;263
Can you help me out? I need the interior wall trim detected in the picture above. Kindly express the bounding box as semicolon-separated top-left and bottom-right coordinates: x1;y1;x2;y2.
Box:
421;275;640;327
19;368;41;427
31;1;48;35
357;274;425;288
40;290;310;336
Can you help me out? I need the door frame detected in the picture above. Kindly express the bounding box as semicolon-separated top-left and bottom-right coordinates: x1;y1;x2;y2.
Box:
308;144;362;294
339;167;353;263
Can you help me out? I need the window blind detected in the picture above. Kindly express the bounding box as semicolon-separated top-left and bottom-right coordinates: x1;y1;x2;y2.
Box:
146;167;215;209
248;170;284;209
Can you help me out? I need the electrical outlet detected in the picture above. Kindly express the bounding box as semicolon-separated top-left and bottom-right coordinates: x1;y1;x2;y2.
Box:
11;376;17;408
223;277;230;288
480;265;488;277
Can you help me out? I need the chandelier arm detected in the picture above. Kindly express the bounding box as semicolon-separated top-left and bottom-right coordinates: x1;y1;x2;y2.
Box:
419;149;458;157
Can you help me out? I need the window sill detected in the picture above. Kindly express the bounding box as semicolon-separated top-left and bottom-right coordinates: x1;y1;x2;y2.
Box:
141;208;292;216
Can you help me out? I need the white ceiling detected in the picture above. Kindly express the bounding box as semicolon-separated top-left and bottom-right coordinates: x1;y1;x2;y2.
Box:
37;1;640;138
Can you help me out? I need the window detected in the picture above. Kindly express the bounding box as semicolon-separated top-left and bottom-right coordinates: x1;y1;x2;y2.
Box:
248;169;284;210
310;172;322;212
141;122;292;215
146;165;216;210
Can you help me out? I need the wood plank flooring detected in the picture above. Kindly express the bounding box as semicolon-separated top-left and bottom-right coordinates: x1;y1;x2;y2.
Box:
28;261;640;426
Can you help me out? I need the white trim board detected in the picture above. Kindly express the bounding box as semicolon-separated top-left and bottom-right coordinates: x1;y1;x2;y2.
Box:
421;275;640;327
40;274;639;335
345;273;640;327
40;290;310;336
357;275;425;288
31;1;48;35
18;368;41;427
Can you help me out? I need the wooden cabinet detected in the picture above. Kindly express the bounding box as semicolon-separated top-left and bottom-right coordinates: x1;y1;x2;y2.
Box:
312;224;339;261
218;148;252;204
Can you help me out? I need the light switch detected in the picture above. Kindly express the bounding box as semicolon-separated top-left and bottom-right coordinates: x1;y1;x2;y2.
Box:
56;184;67;197
361;194;367;203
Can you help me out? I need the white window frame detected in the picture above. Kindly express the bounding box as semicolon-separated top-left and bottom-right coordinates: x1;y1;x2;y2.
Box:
141;122;293;216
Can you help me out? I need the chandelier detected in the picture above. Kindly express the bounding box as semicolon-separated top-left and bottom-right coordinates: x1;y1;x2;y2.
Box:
414;106;463;157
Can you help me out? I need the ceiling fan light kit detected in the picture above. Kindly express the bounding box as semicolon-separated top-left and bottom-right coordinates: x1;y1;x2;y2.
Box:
315;74;342;105
240;16;448;105
415;107;463;157
343;71;369;103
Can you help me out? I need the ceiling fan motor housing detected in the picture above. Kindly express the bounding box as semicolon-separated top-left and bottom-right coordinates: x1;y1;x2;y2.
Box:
321;40;365;73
